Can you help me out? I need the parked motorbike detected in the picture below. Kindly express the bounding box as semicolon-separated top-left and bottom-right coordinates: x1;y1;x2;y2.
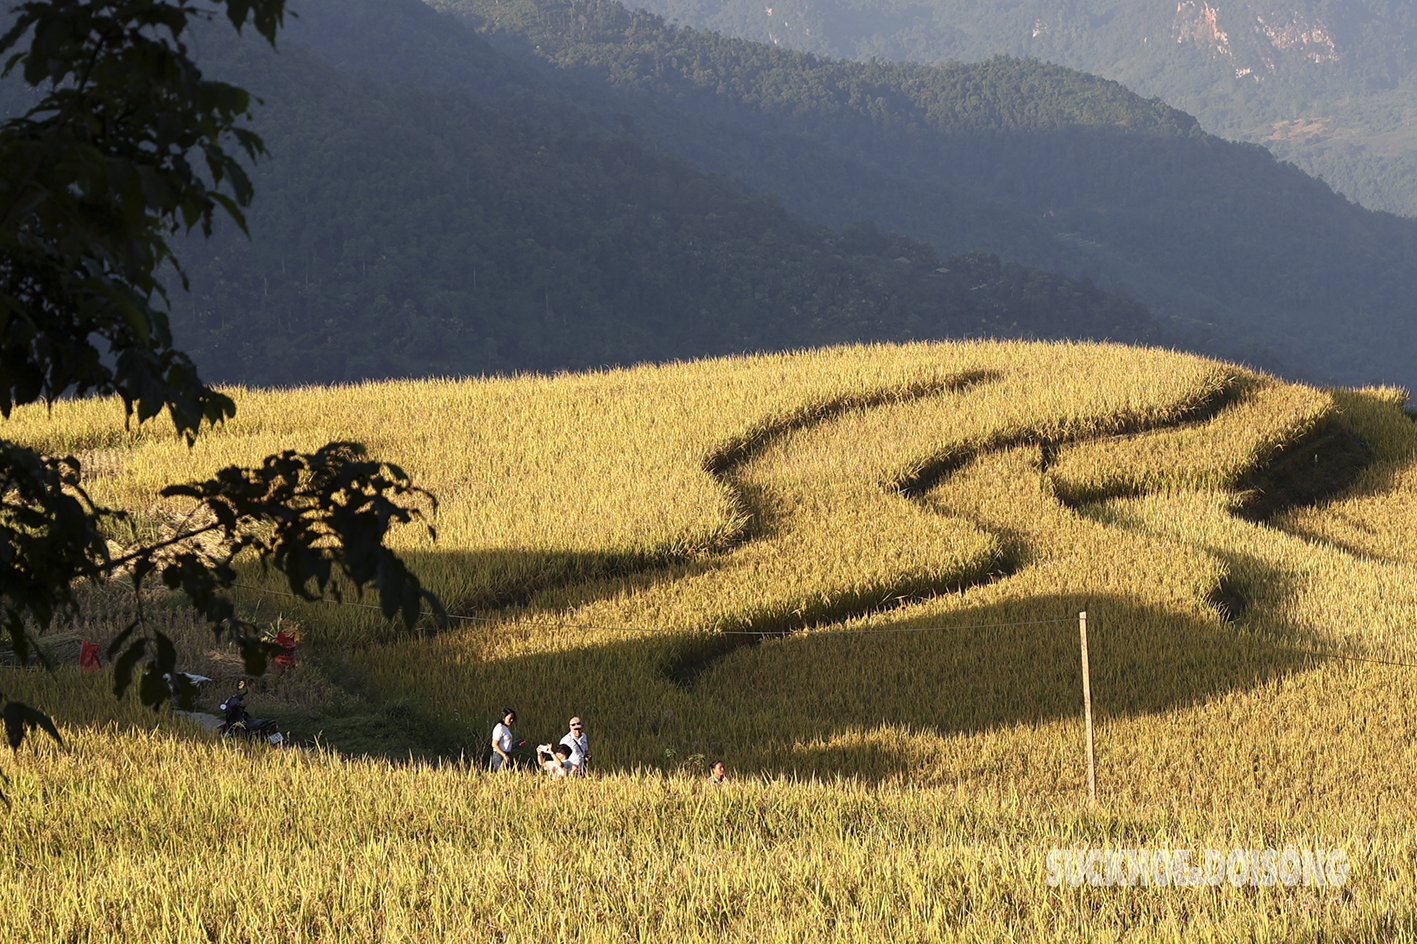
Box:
218;682;284;745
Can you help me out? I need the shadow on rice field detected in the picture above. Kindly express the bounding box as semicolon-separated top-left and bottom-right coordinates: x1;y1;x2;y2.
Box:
4;346;1393;787
234;393;1374;775
336;586;1317;783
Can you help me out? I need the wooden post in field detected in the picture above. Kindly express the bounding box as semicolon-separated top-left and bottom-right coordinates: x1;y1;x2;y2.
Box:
1079;611;1097;807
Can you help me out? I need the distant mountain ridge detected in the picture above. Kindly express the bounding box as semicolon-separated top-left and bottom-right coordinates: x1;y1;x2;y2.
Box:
5;0;1411;387
432;0;1417;388
612;0;1417;217
118;0;1154;385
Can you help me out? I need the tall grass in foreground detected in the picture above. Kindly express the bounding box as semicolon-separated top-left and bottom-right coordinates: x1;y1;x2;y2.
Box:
1;725;1408;944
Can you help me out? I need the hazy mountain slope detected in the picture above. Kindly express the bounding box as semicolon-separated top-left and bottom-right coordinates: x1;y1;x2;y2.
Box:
613;0;1417;217
430;0;1417;388
137;0;1156;385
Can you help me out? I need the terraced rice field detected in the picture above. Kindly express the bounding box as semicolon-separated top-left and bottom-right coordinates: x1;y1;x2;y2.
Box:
4;340;1416;941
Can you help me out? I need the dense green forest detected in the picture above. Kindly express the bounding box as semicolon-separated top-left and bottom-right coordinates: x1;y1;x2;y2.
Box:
614;0;1417;217
6;0;1412;387
426;0;1417;387
108;0;1150;385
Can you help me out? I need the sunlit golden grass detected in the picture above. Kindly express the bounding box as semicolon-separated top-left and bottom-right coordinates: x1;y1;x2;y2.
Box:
6;340;1230;626
7;340;1417;941
1096;487;1417;659
1276;387;1417;564
1;723;1411;943
1049;377;1335;503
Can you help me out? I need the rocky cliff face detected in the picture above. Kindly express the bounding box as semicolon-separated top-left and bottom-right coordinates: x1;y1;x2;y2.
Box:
1174;1;1230;54
1259;12;1338;62
1173;2;1339;79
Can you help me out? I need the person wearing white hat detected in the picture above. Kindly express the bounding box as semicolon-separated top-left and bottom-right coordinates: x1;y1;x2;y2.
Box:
559;717;589;773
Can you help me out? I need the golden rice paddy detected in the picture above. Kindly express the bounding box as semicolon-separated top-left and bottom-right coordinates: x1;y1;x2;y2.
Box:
4;340;1415;941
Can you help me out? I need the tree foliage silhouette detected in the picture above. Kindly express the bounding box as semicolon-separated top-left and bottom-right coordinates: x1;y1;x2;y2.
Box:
0;0;444;772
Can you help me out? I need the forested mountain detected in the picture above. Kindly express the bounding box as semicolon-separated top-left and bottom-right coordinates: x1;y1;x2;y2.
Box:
613;0;1417;218
6;0;1412;387
17;0;1149;386
428;0;1417;388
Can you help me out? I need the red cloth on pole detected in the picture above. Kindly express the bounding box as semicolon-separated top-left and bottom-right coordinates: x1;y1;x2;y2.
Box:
79;639;100;671
272;630;296;668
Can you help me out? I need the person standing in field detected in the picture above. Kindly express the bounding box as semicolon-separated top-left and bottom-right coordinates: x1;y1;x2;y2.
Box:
560;716;589;773
708;760;727;784
490;709;518;771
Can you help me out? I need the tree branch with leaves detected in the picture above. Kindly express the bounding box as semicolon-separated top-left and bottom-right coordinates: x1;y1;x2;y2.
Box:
0;0;444;768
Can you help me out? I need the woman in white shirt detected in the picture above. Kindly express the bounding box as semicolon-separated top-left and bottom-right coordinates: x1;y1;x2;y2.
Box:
490;708;517;771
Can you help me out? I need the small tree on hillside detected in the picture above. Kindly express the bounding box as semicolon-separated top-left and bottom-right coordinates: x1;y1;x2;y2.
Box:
0;0;445;760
